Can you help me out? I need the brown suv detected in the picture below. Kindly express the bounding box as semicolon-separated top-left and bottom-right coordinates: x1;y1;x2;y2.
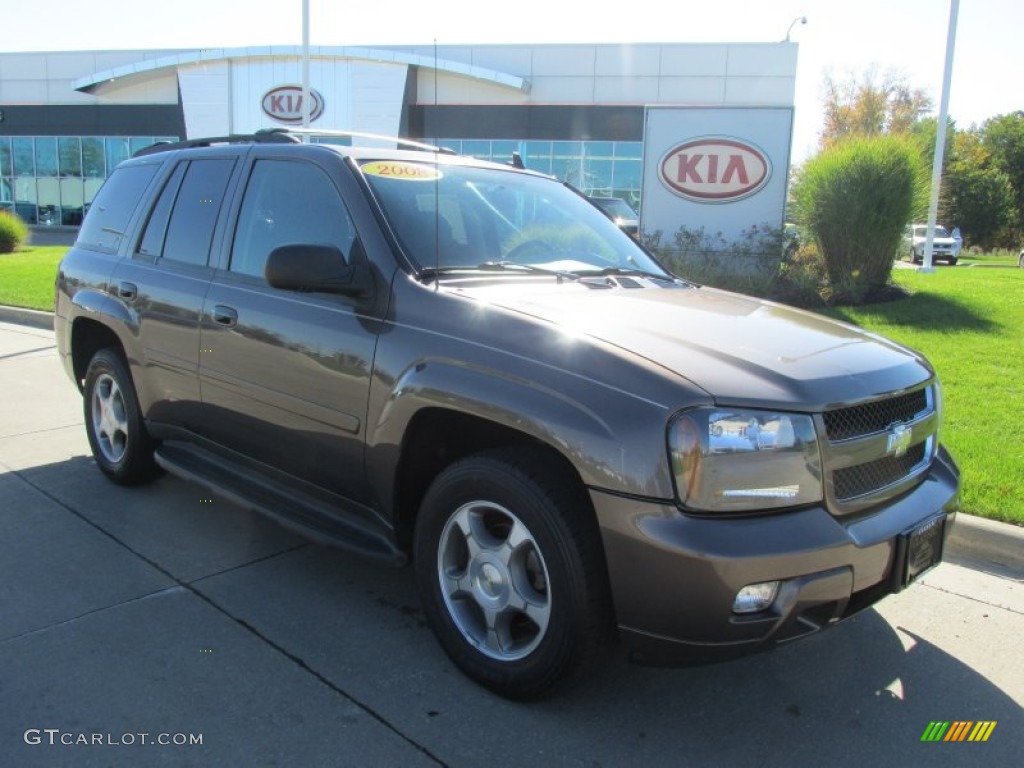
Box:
55;130;959;699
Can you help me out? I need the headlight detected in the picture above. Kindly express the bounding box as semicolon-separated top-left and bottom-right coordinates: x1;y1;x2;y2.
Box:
669;407;823;513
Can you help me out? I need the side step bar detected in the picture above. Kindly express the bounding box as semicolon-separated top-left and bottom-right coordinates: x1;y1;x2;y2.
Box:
154;441;406;567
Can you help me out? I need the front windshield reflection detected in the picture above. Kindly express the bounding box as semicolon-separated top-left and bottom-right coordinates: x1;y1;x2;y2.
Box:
360;160;666;277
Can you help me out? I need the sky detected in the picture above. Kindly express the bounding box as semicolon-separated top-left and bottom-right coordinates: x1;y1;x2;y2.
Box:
3;0;1021;163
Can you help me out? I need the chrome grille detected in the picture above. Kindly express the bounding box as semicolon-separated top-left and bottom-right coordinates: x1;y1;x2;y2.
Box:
833;443;927;500
824;389;929;442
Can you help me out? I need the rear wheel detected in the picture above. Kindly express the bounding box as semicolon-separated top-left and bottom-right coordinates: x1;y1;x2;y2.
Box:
414;449;614;699
83;349;161;485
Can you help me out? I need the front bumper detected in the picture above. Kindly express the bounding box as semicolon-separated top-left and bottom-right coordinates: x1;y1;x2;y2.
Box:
592;446;960;665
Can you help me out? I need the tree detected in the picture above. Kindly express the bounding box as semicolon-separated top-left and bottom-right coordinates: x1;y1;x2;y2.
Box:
820;66;933;147
941;129;1015;249
980;111;1024;242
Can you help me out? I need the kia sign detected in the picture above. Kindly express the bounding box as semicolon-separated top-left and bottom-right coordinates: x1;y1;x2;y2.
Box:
641;107;794;248
658;137;771;203
261;85;324;124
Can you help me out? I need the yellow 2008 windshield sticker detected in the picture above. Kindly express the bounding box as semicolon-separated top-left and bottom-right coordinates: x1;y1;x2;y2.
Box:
361;161;442;181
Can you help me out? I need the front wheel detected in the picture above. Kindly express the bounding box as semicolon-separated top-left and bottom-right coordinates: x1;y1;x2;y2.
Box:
414;450;614;699
83;348;161;485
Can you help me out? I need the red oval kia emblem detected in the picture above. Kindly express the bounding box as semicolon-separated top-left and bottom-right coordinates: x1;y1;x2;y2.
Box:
658;137;771;202
261;85;325;124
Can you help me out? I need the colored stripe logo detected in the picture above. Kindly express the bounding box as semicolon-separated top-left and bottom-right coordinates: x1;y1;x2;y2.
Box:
921;721;997;742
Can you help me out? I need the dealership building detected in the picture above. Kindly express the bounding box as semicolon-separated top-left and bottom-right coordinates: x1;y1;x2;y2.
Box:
0;42;796;244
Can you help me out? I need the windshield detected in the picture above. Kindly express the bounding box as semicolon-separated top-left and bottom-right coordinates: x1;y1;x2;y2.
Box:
359;159;666;276
914;225;951;238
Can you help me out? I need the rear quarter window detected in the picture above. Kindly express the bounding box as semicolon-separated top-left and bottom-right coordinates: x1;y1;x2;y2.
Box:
76;164;160;254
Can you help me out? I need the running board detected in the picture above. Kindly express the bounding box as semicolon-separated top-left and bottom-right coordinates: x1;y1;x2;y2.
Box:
154;441;406;567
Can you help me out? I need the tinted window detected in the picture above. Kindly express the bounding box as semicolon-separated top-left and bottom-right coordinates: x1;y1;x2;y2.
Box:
230;160;357;278
76;164;159;253
136;162;187;259
162;159;235;266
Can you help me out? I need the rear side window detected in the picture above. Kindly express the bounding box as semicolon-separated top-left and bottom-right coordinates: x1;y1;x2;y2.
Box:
76;164;159;253
159;158;235;266
136;162;187;259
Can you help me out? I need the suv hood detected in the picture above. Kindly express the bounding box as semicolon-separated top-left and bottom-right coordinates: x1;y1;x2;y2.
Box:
447;279;932;409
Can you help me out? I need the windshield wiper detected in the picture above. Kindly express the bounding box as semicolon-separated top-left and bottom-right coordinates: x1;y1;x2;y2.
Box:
573;266;682;283
419;262;579;282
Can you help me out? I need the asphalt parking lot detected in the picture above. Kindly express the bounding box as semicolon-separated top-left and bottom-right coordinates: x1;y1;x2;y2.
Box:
1;318;1021;767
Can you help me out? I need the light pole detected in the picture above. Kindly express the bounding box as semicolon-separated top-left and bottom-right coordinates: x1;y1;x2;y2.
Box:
920;0;959;273
301;0;311;132
783;16;807;42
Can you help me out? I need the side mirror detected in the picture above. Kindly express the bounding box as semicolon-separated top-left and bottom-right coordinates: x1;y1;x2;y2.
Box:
265;242;372;298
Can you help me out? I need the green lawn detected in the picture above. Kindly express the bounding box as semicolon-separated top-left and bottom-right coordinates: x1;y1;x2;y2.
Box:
0;246;67;310
1;245;1020;523
829;267;1023;525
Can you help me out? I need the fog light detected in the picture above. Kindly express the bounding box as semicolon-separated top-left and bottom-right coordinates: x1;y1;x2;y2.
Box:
733;582;780;614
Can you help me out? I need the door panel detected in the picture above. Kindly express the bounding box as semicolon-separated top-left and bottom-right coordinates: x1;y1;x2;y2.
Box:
197;158;377;502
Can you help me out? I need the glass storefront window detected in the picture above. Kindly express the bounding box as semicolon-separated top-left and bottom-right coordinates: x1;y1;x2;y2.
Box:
59;137;82;177
83;138;105;178
0;137;11;177
460;140;490;160
13;138;35;176
105;138;130;173
14;176;38;224
37;178;60;225
35;138;58;177
85;178;106;210
0;135;177;225
60;178;85;225
490;141;517;165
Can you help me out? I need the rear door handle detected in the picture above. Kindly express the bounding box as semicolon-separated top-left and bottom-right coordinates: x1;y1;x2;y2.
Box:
212;305;238;327
117;281;137;300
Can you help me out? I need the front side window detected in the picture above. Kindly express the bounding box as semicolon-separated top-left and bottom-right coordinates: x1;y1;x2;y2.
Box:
230;160;357;279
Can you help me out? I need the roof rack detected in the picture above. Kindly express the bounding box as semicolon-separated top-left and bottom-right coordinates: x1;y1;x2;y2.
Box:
132;129;301;157
132;128;457;158
281;128;457;154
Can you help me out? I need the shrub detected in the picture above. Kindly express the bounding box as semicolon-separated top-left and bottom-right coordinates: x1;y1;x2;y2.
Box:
0;211;30;254
792;135;924;303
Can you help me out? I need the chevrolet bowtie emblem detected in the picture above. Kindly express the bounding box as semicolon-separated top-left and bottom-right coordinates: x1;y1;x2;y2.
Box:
886;423;912;458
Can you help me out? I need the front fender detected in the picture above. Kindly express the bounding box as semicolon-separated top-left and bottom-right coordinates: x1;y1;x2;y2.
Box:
365;355;678;511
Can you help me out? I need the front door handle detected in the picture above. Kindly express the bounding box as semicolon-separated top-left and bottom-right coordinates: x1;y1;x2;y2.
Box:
211;305;238;327
117;281;137;300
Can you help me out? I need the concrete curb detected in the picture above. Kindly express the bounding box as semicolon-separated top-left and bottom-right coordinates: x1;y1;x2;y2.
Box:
0;305;54;330
947;513;1024;576
0;308;1020;576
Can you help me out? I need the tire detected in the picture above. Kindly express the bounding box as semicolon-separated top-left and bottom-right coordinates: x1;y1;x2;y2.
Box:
948;257;958;266
82;348;161;485
1018;250;1023;268
413;449;614;699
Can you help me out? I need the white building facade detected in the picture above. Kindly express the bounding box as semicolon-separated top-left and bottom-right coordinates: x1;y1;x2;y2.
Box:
0;43;796;241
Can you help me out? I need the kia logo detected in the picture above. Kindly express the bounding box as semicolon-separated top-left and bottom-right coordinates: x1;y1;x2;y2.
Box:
261;85;324;124
658;137;771;203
